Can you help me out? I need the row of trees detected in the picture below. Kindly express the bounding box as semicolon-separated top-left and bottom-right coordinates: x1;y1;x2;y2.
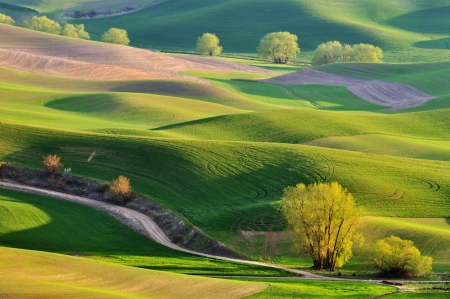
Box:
1;13;130;45
312;41;383;66
197;32;382;66
282;182;432;277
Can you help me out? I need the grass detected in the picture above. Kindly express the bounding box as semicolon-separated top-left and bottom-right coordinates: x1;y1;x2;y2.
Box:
0;187;290;276
239;279;395;299
0;246;267;299
70;0;450;62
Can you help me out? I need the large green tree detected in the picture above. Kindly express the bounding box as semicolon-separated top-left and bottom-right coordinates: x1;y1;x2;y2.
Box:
311;41;343;66
257;31;300;64
282;182;363;271
0;13;14;25
196;33;223;56
101;28;130;45
62;24;90;40
366;236;432;278
312;41;383;66
348;43;383;63
22;16;61;35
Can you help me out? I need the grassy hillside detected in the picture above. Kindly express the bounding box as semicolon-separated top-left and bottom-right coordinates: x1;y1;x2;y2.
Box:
0;188;287;276
70;0;450;62
0;246;266;299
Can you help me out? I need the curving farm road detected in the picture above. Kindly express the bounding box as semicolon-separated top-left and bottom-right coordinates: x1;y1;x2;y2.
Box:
0;181;327;280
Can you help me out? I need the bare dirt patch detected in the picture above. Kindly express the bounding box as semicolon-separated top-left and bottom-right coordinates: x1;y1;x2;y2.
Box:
0;24;271;83
264;68;435;110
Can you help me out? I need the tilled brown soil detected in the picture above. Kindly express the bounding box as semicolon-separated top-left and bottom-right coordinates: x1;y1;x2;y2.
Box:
0;24;272;82
264;69;435;110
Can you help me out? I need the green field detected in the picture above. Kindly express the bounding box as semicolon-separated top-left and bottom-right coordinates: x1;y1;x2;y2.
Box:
67;0;450;63
0;246;267;299
2;7;450;297
0;187;288;276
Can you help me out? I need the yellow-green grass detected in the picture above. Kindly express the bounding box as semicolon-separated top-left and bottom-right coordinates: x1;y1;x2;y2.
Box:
71;0;450;62
384;293;450;298
0;187;289;276
2;121;450;243
307;134;450;161
239;279;395;299
0;246;267;299
154;108;450;144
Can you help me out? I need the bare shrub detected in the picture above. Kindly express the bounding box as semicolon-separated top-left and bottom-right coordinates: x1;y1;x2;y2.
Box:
107;175;133;203
42;155;63;174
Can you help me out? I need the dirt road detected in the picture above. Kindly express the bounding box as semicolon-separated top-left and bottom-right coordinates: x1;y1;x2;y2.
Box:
0;181;326;279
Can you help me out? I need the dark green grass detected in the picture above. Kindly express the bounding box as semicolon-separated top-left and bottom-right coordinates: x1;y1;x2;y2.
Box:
239;279;395;299
0;187;289;276
71;0;450;62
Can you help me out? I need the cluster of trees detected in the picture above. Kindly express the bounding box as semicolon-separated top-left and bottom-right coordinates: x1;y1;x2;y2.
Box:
22;16;90;39
197;32;382;66
0;13;15;25
312;41;383;66
3;14;130;45
196;31;300;64
282;182;432;278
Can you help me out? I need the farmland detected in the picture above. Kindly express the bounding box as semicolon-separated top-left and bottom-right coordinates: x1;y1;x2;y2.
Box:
1;2;450;297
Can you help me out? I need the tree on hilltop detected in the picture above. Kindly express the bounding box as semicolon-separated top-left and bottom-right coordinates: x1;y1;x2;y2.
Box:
101;28;130;45
0;13;15;25
311;41;344;66
23;16;61;35
348;43;383;63
258;31;300;64
196;33;223;56
366;236;432;278
282;181;363;271
62;24;90;40
312;41;383;66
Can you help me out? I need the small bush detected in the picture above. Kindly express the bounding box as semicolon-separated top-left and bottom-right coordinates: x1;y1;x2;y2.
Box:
107;175;133;203
43;155;64;174
96;182;110;193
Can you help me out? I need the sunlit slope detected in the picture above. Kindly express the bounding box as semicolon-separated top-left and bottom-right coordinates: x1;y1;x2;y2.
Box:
0;188;285;276
73;0;450;62
0;247;266;299
0;24;270;82
0;66;283;132
154;108;450;143
307;135;450;161
2;122;450;244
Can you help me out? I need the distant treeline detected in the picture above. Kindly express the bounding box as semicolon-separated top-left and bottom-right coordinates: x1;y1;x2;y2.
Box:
65;7;139;19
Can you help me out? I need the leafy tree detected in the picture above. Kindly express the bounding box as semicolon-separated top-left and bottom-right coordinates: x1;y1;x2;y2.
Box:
101;28;130;45
258;31;300;64
196;33;223;56
62;24;90;40
348;43;383;63
22;16;61;35
311;41;343;66
366;236;432;278
282;182;363;271
42;155;64;175
0;13;15;25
